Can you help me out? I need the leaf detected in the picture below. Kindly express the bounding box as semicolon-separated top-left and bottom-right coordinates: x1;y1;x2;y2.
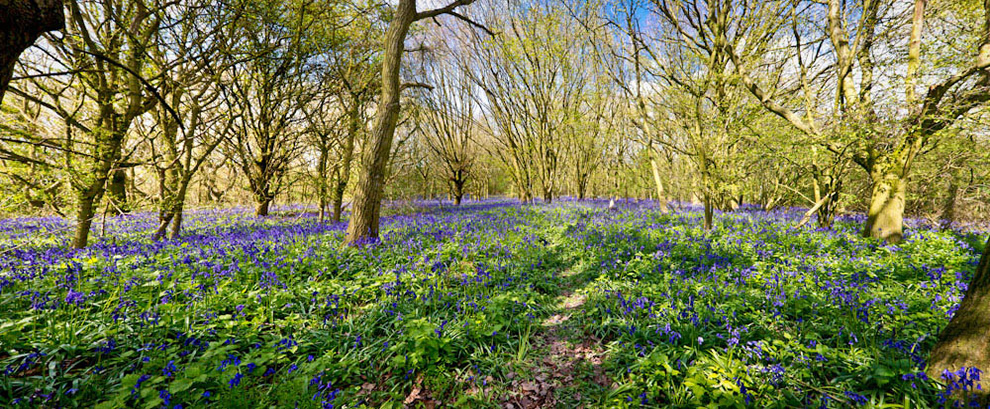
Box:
170;378;194;393
404;386;421;404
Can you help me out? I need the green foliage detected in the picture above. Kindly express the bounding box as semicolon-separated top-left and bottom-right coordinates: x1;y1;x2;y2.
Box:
0;202;982;407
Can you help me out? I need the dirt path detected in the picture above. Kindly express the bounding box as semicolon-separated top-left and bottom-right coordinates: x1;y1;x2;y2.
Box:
502;266;610;409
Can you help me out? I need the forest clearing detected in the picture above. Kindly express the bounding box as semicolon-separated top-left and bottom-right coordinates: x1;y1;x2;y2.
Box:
2;0;990;407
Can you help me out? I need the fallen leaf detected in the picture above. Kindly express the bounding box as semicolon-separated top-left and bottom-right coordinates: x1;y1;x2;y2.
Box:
404;386;421;404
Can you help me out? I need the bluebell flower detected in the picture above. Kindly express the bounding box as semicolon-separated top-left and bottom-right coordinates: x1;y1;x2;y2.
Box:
229;372;243;388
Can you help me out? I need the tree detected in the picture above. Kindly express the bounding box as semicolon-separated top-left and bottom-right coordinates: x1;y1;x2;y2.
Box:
599;0;671;210
302;91;345;223
470;1;590;203
421;58;475;205
7;0;163;248
149;0;238;240
0;0;63;103
224;0;317;217
644;0;765;229
325;3;381;223
344;0;479;246
722;0;990;242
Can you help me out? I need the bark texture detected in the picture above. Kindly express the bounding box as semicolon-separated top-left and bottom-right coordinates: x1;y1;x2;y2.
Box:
107;168;129;214
344;0;476;245
343;0;416;245
863;170;906;243
927;236;990;399
0;0;64;102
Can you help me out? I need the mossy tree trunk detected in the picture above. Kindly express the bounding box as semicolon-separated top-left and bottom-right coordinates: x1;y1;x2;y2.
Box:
72;127;127;249
862;154;909;243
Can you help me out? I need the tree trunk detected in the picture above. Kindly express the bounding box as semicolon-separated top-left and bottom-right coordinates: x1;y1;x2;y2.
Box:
319;195;327;223
941;178;959;231
72;186;100;249
817;172;842;229
256;198;271;217
703;193;714;231
343;0;416;246
332;104;360;223
577;174;588;200
169;209;183;240
817;193;838;229
72;124;126;249
317;146;328;223
107;168;128;215
153;213;173;241
927;236;990;398
863;170;906;243
167;181;190;240
0;0;64;103
332;181;346;223
452;175;465;206
649;155;670;213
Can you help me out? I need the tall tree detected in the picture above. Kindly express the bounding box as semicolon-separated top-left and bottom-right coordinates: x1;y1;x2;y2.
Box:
721;0;990;242
344;0;478;246
470;1;589;203
8;0;163;248
324;2;381;223
149;0;238;239
421;59;475;205
224;0;316;217
647;0;763;229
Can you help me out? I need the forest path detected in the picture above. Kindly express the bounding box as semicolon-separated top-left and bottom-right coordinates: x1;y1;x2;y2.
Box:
501;263;611;409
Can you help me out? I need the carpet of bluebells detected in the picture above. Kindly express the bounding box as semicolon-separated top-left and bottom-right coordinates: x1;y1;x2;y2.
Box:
0;199;986;408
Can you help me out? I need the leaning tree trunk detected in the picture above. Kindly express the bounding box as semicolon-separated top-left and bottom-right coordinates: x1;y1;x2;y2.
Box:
0;0;64;103
863;167;907;243
343;0;416;246
927;236;990;399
